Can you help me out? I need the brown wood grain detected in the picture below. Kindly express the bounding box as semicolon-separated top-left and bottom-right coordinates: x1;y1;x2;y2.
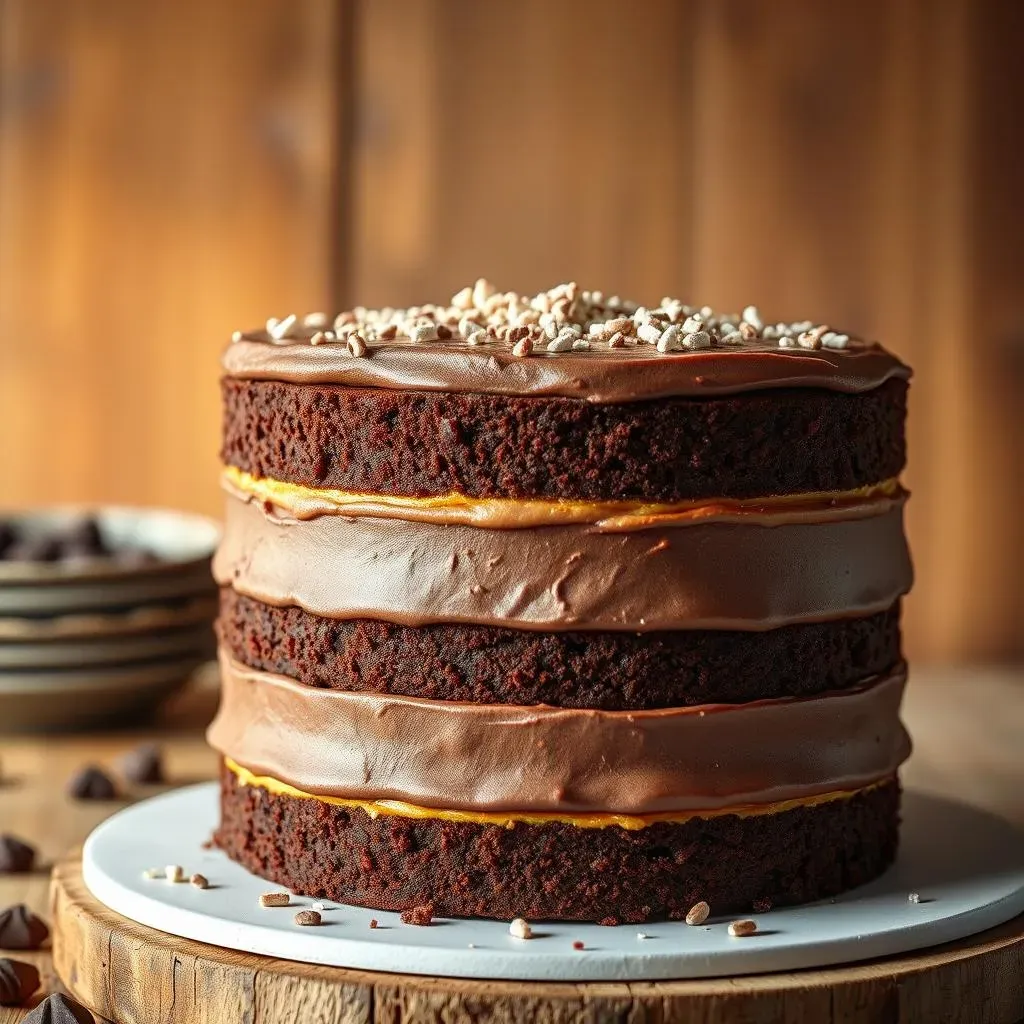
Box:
0;0;348;519
2;0;1023;662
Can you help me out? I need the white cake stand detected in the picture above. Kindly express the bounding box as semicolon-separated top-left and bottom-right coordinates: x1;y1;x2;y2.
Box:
78;783;1024;983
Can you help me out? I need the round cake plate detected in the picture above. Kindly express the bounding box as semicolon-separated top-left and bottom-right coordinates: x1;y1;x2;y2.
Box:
82;784;1024;982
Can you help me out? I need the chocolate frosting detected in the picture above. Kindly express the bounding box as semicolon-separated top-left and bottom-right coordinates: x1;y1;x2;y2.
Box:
214;491;913;631
208;650;911;814
223;338;910;403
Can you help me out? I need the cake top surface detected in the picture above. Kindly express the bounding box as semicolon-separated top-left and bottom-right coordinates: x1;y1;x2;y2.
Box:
225;279;910;401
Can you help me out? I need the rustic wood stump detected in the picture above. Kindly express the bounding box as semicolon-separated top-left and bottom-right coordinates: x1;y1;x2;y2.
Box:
50;851;1024;1023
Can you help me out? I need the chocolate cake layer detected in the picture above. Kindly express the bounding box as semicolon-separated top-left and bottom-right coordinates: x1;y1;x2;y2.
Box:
220;590;902;709
215;763;900;923
221;377;907;501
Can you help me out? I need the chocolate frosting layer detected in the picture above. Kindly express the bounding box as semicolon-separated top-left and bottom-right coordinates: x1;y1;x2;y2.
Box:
214;491;913;631
208;650;911;814
224;338;909;403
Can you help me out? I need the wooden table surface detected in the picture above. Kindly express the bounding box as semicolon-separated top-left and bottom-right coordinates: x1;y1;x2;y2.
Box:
1;665;1021;1022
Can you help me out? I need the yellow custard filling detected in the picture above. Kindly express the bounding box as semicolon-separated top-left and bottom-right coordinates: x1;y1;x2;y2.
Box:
226;758;882;832
224;466;903;528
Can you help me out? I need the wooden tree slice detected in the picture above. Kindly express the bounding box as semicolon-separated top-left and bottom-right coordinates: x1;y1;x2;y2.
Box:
50;852;1024;1024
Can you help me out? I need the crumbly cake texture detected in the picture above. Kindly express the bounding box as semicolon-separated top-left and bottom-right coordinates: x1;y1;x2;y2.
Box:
221;377;907;501
216;763;900;923
213;280;912;923
220;590;902;709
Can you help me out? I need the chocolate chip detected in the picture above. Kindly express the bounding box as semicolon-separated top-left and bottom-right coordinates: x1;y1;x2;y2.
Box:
59;518;106;558
118;743;163;784
0;835;36;874
400;902;434;926
66;766;117;801
0;905;49;949
22;992;95;1023
5;536;62;563
0;958;40;1006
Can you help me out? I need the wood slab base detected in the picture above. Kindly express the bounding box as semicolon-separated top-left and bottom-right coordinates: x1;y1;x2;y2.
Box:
51;852;1024;1024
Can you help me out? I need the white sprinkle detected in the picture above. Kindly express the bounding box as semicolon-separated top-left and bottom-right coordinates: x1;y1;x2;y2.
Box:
908;892;921;904
763;326;778;339
231;330;243;343
313;901;327;911
741;305;763;331
467;942;476;949
637;322;662;345
410;320;439;343
777;336;795;347
657;324;682;353
822;332;849;349
720;331;743;345
572;338;591;350
509;917;533;939
607;331;626;348
472;278;496;309
588;323;607;339
458;316;484;340
310;330;334;345
511;336;533;357
165;864;184;883
303;312;329;328
267;313;297;340
547;334;573;353
683;330;712;350
636;932;649;941
699;305;714;319
681;314;705;334
739;321;759;341
451;286;474;310
143;867;164;880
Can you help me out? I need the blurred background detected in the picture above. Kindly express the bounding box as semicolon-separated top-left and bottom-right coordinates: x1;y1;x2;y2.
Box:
0;0;1021;666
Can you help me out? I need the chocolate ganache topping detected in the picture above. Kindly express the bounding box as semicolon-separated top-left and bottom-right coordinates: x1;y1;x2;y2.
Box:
224;280;910;402
209;652;911;815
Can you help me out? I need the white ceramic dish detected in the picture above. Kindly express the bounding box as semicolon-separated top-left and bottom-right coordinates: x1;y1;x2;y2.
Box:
0;654;210;732
0;622;214;669
83;786;1024;982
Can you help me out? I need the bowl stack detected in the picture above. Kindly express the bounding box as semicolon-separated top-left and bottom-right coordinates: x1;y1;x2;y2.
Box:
0;507;219;731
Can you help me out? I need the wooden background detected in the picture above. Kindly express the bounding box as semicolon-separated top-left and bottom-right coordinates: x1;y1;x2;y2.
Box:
1;0;1022;664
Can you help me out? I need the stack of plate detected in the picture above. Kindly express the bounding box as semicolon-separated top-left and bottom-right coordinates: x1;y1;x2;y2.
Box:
0;507;219;732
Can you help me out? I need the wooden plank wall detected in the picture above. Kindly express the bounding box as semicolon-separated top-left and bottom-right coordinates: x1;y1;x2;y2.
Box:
1;0;1021;663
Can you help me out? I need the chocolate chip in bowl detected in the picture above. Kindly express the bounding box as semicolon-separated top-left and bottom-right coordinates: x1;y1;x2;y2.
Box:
0;507;219;732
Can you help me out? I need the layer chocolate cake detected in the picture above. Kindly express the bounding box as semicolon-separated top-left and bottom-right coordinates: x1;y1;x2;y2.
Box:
209;281;913;924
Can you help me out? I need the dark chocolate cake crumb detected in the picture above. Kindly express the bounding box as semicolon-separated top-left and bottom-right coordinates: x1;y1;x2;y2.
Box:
118;743;164;784
400;903;434;926
66;766;117;801
0;835;36;874
0;905;49;950
0;958;40;1006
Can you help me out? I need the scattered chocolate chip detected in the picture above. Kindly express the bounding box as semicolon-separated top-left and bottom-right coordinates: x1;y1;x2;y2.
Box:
572;940;585;950
0;957;40;1006
259;892;290;908
21;991;94;1023
0;905;49;949
294;910;321;927
400;902;434;926
118;743;163;784
66;766;117;801
369;918;378;929
0;835;36;874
